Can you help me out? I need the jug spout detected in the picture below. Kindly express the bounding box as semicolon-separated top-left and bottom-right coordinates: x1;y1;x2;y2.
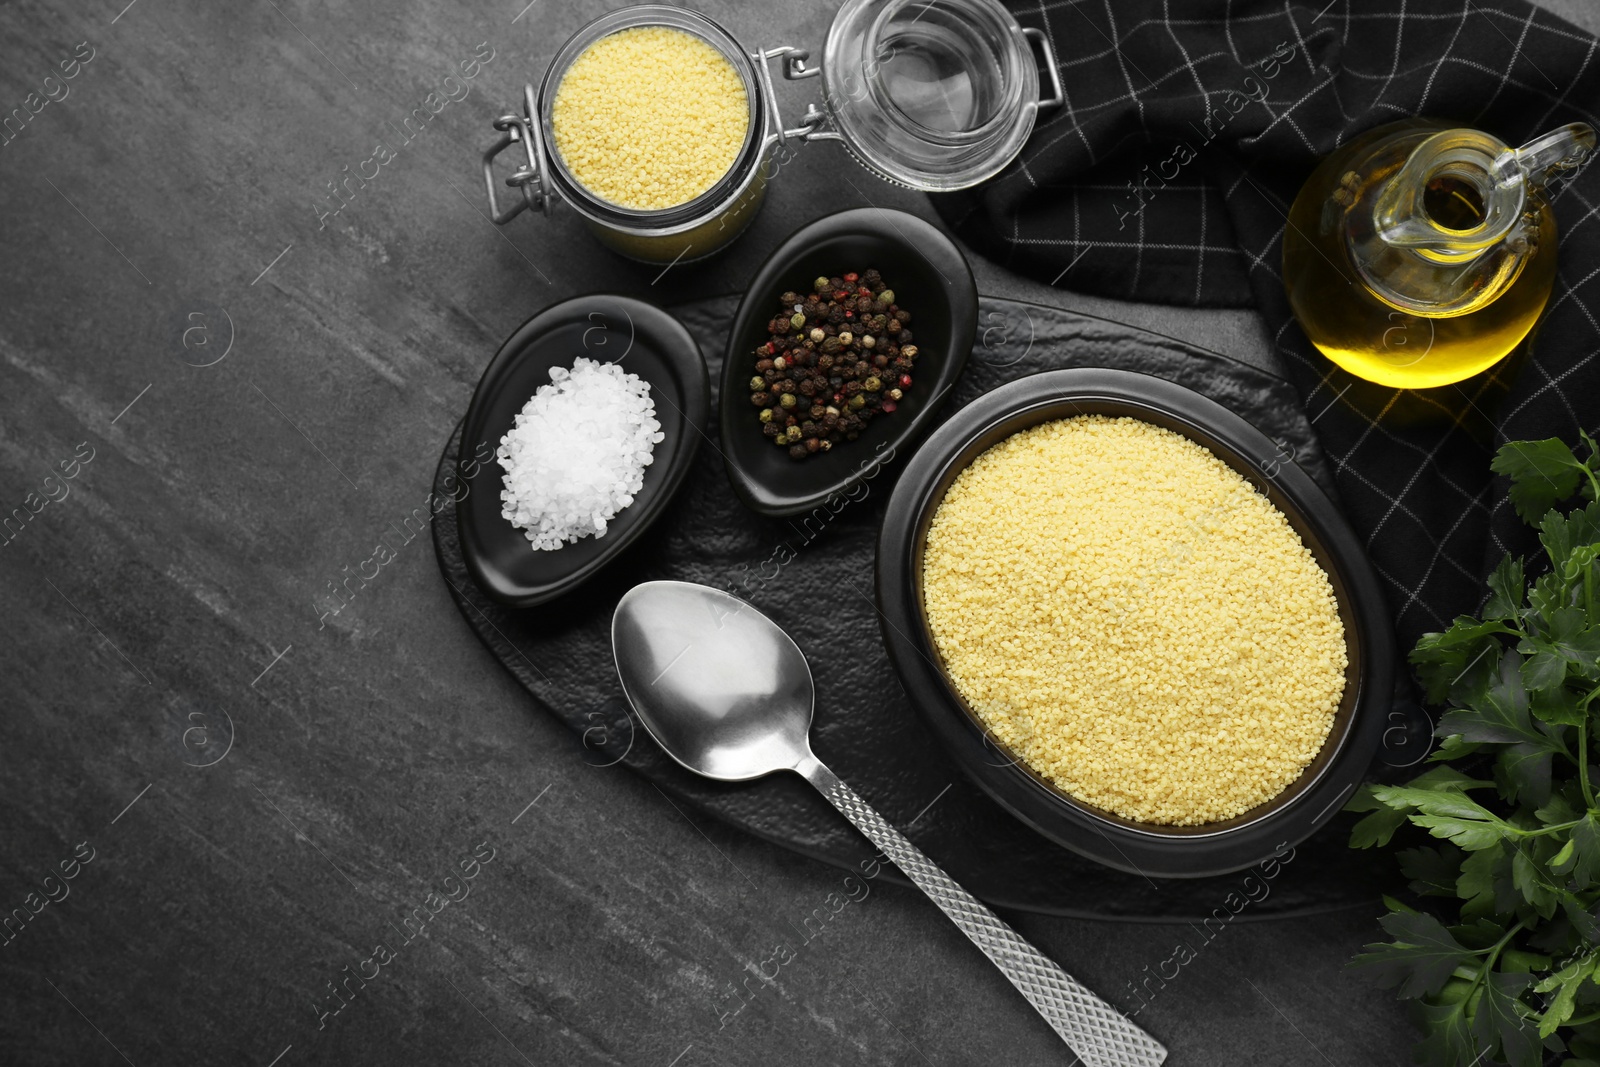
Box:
1374;123;1595;257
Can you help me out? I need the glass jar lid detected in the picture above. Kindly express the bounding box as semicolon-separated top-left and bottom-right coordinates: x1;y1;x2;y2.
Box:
821;0;1051;191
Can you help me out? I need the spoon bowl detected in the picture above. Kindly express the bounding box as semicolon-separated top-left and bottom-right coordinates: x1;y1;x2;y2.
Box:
612;581;815;781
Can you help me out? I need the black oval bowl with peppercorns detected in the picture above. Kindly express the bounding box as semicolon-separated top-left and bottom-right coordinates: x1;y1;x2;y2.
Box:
719;208;977;518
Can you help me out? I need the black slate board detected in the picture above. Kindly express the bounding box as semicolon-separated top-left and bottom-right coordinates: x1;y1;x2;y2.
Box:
431;293;1395;920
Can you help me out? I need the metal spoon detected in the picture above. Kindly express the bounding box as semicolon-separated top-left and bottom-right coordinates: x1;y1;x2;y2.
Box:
611;580;1167;1067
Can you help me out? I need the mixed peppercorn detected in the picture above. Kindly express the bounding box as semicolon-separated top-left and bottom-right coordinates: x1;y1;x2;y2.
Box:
749;269;918;460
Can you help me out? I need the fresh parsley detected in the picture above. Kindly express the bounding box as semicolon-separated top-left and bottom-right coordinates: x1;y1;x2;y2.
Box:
1351;432;1600;1067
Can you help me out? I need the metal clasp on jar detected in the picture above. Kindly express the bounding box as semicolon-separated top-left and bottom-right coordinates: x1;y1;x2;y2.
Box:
482;84;553;225
1023;27;1064;111
751;45;840;146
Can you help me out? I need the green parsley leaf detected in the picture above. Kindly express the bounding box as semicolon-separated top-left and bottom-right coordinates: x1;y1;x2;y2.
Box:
1551;607;1600;673
1396;766;1495;795
1486;555;1527;620
1400;845;1467;897
1499;948;1553;974
1529;569;1570;624
1571;1019;1600;1060
1531;683;1589;728
1534;953;1599;1036
1349;769;1496;848
1437;651;1557;753
1371;785;1499;821
1542;502;1600;575
1497;742;1556;806
1563;898;1600;944
1412;996;1481;1067
1411;814;1509;850
1455;845;1502;914
1430;734;1486;762
1452;915;1510;951
1494;438;1583;522
1536;793;1582;824
1353;910;1478;998
1511;844;1559;913
1349;795;1411;849
1560;814;1600;891
1520;644;1570;692
1412;618;1512;704
1473;970;1540;1067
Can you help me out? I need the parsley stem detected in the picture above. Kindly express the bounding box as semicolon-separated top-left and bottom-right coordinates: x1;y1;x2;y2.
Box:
1564;1008;1600;1027
1458;920;1528;1007
1584;721;1596;811
1490;919;1528;958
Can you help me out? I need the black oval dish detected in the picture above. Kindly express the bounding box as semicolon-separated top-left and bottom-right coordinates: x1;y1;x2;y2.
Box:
876;368;1393;878
720;208;977;517
457;295;709;607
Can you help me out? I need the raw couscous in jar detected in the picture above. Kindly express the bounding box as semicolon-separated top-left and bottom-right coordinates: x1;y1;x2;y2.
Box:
483;7;768;264
482;0;1063;264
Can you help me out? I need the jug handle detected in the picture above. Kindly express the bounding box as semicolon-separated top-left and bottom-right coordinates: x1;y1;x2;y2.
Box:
1509;122;1598;194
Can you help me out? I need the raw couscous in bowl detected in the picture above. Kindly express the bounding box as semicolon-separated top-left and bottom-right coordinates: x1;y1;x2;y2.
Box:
875;368;1392;878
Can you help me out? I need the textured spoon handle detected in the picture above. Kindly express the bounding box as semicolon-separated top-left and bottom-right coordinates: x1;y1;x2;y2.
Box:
799;756;1167;1067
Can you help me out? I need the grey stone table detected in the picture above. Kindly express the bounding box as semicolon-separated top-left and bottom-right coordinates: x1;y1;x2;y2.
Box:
4;0;1593;1064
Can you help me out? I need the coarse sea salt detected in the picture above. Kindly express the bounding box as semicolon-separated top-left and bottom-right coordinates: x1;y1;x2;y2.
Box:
497;357;664;551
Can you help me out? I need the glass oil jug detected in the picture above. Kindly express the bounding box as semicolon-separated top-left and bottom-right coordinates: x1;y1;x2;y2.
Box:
1283;118;1595;389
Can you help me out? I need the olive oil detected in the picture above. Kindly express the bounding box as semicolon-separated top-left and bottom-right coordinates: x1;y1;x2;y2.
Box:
1284;119;1593;389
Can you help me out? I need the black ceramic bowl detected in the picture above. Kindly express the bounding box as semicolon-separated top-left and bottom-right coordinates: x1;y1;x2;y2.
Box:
720;208;977;518
457;294;708;607
876;368;1392;878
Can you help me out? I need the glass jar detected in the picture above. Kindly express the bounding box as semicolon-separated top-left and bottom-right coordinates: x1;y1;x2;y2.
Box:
482;0;1061;264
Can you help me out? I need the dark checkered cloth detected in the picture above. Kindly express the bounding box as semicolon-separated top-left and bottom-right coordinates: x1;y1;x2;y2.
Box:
932;0;1600;654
